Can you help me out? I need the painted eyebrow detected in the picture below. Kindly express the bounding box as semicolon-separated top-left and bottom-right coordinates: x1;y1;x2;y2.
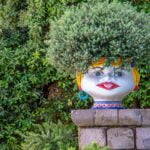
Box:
114;67;125;71
87;67;103;74
114;67;120;70
93;67;123;71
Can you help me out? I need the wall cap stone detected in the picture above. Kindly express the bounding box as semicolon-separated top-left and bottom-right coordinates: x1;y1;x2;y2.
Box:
119;109;142;126
71;109;95;127
95;109;118;126
71;109;150;126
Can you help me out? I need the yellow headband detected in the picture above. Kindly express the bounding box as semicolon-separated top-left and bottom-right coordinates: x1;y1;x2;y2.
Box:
76;57;140;89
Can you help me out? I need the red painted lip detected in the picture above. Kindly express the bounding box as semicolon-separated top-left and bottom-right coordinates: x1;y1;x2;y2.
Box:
97;82;120;90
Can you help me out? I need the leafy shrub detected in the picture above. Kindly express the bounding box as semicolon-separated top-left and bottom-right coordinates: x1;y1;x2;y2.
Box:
47;0;150;74
0;0;86;149
21;124;110;150
33;79;92;124
21;121;77;150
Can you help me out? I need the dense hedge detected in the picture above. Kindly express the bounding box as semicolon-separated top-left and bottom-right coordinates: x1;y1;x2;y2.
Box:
0;0;88;149
0;0;149;149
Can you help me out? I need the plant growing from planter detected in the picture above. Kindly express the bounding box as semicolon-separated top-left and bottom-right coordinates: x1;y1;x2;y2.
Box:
47;1;150;109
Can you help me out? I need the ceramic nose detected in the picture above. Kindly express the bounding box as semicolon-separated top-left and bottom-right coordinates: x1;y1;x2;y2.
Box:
99;73;112;82
105;73;112;80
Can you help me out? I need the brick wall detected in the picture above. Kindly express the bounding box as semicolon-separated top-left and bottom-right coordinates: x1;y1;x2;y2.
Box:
71;109;150;150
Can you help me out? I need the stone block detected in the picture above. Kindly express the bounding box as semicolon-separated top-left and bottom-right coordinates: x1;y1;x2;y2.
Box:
119;109;142;125
95;110;118;126
107;128;134;149
136;128;150;149
71;110;95;127
79;127;106;150
141;109;150;126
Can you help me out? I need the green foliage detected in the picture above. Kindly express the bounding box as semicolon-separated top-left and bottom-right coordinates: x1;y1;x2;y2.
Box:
124;76;150;108
47;0;150;74
0;0;56;147
84;143;110;150
117;0;150;13
121;0;150;108
117;1;150;108
123;56;150;108
33;79;92;124
0;0;86;149
21;121;77;150
21;123;110;150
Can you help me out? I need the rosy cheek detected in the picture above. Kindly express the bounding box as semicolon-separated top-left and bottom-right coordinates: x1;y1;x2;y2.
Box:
78;86;82;91
134;85;138;91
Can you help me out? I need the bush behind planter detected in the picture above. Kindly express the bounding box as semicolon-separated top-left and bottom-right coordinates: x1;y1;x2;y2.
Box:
0;0;87;149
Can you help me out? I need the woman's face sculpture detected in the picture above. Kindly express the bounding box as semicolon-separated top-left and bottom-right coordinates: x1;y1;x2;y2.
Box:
81;66;135;101
77;58;140;109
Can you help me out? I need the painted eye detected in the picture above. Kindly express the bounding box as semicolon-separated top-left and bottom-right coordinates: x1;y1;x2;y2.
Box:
95;71;103;76
115;71;123;77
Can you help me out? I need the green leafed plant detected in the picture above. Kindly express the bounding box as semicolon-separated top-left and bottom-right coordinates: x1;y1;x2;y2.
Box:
0;0;86;149
21;121;77;150
47;0;150;74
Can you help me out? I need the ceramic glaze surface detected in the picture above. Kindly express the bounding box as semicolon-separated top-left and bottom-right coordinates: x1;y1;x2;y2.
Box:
81;66;135;102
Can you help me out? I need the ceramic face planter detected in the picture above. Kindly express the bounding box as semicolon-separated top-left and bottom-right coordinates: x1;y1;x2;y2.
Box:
77;58;140;109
